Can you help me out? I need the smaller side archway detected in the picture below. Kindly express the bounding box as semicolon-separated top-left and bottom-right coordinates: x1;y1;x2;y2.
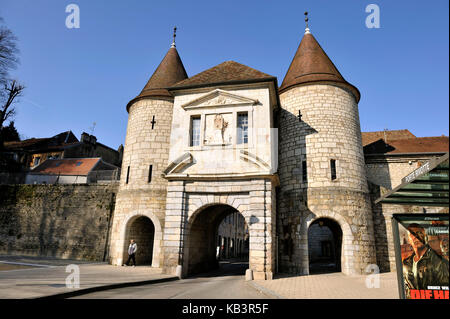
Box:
308;218;342;274
304;212;355;275
119;211;163;267
123;216;155;266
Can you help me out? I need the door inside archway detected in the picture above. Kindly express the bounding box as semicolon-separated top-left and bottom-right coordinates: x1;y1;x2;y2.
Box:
184;204;248;277
123;216;155;266
308;218;342;274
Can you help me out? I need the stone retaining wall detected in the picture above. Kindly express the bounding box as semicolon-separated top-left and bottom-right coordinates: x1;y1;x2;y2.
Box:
0;183;118;261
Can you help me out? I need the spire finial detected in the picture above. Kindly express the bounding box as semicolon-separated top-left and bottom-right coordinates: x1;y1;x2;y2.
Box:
171;26;177;48
304;11;311;34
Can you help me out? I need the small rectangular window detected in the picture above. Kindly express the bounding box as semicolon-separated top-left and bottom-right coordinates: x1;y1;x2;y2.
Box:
190;116;201;146
148;164;153;183
331;159;337;180
302;160;307;182
126;166;130;184
237;113;248;144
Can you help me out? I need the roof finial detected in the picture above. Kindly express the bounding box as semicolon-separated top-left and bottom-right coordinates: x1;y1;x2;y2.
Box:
304;11;311;34
171;26;177;48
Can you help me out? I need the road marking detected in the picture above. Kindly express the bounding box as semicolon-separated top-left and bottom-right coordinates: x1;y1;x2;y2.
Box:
0;261;55;268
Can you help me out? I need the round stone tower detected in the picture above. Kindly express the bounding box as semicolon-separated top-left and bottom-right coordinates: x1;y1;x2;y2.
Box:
109;35;188;267
277;23;376;275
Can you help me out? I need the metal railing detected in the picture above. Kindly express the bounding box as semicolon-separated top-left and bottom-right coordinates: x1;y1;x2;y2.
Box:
87;169;121;183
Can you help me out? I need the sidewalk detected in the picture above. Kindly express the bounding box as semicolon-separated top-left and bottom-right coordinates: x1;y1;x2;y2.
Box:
250;271;400;299
0;255;177;299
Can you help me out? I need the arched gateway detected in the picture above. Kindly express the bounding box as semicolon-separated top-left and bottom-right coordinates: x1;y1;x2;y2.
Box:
183;204;247;275
123;216;155;265
161;181;277;280
308;217;342;274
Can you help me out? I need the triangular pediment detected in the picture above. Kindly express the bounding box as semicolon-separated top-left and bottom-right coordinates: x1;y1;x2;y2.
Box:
181;89;259;110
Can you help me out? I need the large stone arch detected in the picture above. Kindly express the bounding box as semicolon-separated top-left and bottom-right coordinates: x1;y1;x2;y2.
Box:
304;211;355;275
186;194;251;222
181;197;250;277
118;211;163;268
162;179;276;280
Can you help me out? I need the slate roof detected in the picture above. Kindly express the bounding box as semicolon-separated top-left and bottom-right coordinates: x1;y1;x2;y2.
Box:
170;61;276;90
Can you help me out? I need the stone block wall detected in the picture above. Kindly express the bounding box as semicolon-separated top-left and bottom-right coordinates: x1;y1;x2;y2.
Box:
0;183;118;261
109;97;174;267
279;85;368;192
162;178;276;280
277;84;376;275
366;155;435;190
119;98;173;190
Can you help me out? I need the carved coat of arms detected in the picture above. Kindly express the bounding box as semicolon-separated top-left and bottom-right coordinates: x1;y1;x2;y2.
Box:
213;114;228;144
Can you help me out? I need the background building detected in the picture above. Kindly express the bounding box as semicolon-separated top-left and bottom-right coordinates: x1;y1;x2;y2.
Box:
25;158;119;184
217;211;248;260
1;131;123;184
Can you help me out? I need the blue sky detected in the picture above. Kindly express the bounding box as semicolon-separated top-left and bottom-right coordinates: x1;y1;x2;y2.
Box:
1;0;448;149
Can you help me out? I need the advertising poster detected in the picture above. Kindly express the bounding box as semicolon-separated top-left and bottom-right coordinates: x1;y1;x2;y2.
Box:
393;214;449;299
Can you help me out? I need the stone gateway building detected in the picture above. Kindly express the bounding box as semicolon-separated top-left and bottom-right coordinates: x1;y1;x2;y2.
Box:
108;25;448;280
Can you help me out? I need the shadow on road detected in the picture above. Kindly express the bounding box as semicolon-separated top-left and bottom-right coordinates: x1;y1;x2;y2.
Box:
187;258;249;279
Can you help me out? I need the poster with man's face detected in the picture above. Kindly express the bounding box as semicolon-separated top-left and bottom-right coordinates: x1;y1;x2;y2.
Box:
394;215;449;299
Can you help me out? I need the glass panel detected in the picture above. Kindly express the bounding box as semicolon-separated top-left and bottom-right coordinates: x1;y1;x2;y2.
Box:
191;117;201;146
237;113;248;144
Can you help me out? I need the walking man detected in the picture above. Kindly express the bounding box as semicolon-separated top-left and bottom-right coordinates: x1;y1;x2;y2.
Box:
124;239;137;267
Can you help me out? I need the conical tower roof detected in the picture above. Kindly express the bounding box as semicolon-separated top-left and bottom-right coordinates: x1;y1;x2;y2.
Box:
279;31;360;102
127;46;188;111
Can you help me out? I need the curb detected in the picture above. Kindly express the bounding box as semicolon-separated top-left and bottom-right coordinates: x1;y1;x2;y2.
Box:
246;281;285;299
35;276;180;299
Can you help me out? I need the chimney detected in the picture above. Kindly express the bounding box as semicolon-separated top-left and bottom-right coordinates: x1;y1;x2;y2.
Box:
81;132;90;143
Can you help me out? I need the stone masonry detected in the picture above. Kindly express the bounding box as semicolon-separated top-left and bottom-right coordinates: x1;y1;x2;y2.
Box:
109;97;174;267
278;84;376;275
161;178;276;280
0;183;118;261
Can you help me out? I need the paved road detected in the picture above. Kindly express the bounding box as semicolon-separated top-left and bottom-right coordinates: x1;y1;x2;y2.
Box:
72;261;275;299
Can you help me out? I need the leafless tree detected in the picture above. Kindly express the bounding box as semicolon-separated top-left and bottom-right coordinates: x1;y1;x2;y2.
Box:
1;80;24;130
0;17;23;139
0;17;19;87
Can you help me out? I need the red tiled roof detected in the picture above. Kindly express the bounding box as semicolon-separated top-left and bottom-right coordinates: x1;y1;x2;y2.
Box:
127;47;188;111
361;130;416;146
170;61;275;89
279;32;360;102
30;158;101;176
364;136;449;155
